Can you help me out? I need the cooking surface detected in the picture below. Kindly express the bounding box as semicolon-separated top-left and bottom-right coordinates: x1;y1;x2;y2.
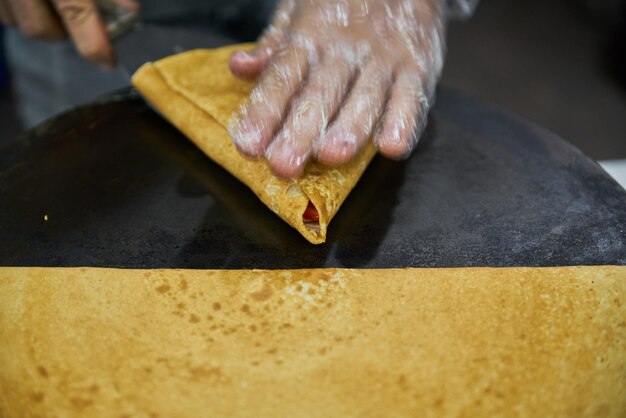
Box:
0;87;624;268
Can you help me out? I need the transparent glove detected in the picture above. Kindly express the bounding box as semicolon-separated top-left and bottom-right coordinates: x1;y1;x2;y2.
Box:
229;0;462;178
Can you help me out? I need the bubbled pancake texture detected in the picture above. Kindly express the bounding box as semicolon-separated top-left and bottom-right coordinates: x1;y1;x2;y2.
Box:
0;266;625;417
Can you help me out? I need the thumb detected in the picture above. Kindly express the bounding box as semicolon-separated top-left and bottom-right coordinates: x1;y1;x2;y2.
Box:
51;0;115;68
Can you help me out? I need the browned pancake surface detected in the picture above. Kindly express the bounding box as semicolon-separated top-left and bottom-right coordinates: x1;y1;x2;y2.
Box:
1;266;624;417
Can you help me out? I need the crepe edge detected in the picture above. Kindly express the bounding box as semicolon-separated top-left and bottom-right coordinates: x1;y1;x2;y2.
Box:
132;63;330;244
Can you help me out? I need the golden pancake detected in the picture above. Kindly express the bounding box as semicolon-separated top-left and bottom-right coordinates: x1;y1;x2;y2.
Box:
132;45;377;244
1;266;624;417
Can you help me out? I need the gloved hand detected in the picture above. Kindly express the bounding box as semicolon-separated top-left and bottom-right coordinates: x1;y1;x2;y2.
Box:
229;0;448;178
0;0;138;68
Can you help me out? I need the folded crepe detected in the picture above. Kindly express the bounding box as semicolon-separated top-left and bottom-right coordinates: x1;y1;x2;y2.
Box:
1;266;625;417
131;44;377;244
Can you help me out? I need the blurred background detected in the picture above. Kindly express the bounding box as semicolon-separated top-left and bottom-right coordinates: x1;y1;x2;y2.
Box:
442;0;625;162
0;25;21;143
1;0;624;175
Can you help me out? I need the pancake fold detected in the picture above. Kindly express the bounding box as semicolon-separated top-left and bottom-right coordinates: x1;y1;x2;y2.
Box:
132;45;377;244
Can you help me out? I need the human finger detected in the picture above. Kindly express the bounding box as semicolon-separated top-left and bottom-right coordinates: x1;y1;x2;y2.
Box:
51;0;114;67
228;45;310;157
265;55;355;178
374;67;429;159
0;0;17;26
314;63;393;166
229;0;295;79
0;0;16;27
9;0;65;40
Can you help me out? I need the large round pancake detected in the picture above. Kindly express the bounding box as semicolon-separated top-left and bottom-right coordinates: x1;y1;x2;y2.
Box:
1;266;624;417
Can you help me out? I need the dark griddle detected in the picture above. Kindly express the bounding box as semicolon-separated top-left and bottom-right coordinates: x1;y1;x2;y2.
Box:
1;87;624;268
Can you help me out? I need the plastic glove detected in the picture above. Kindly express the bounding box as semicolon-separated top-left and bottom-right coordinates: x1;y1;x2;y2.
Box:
229;0;465;178
0;0;138;68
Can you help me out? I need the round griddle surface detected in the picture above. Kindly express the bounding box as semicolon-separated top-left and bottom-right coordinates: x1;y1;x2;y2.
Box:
1;87;624;268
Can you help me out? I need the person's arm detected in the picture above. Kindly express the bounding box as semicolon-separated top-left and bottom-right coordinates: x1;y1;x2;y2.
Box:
0;0;138;68
229;0;476;178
